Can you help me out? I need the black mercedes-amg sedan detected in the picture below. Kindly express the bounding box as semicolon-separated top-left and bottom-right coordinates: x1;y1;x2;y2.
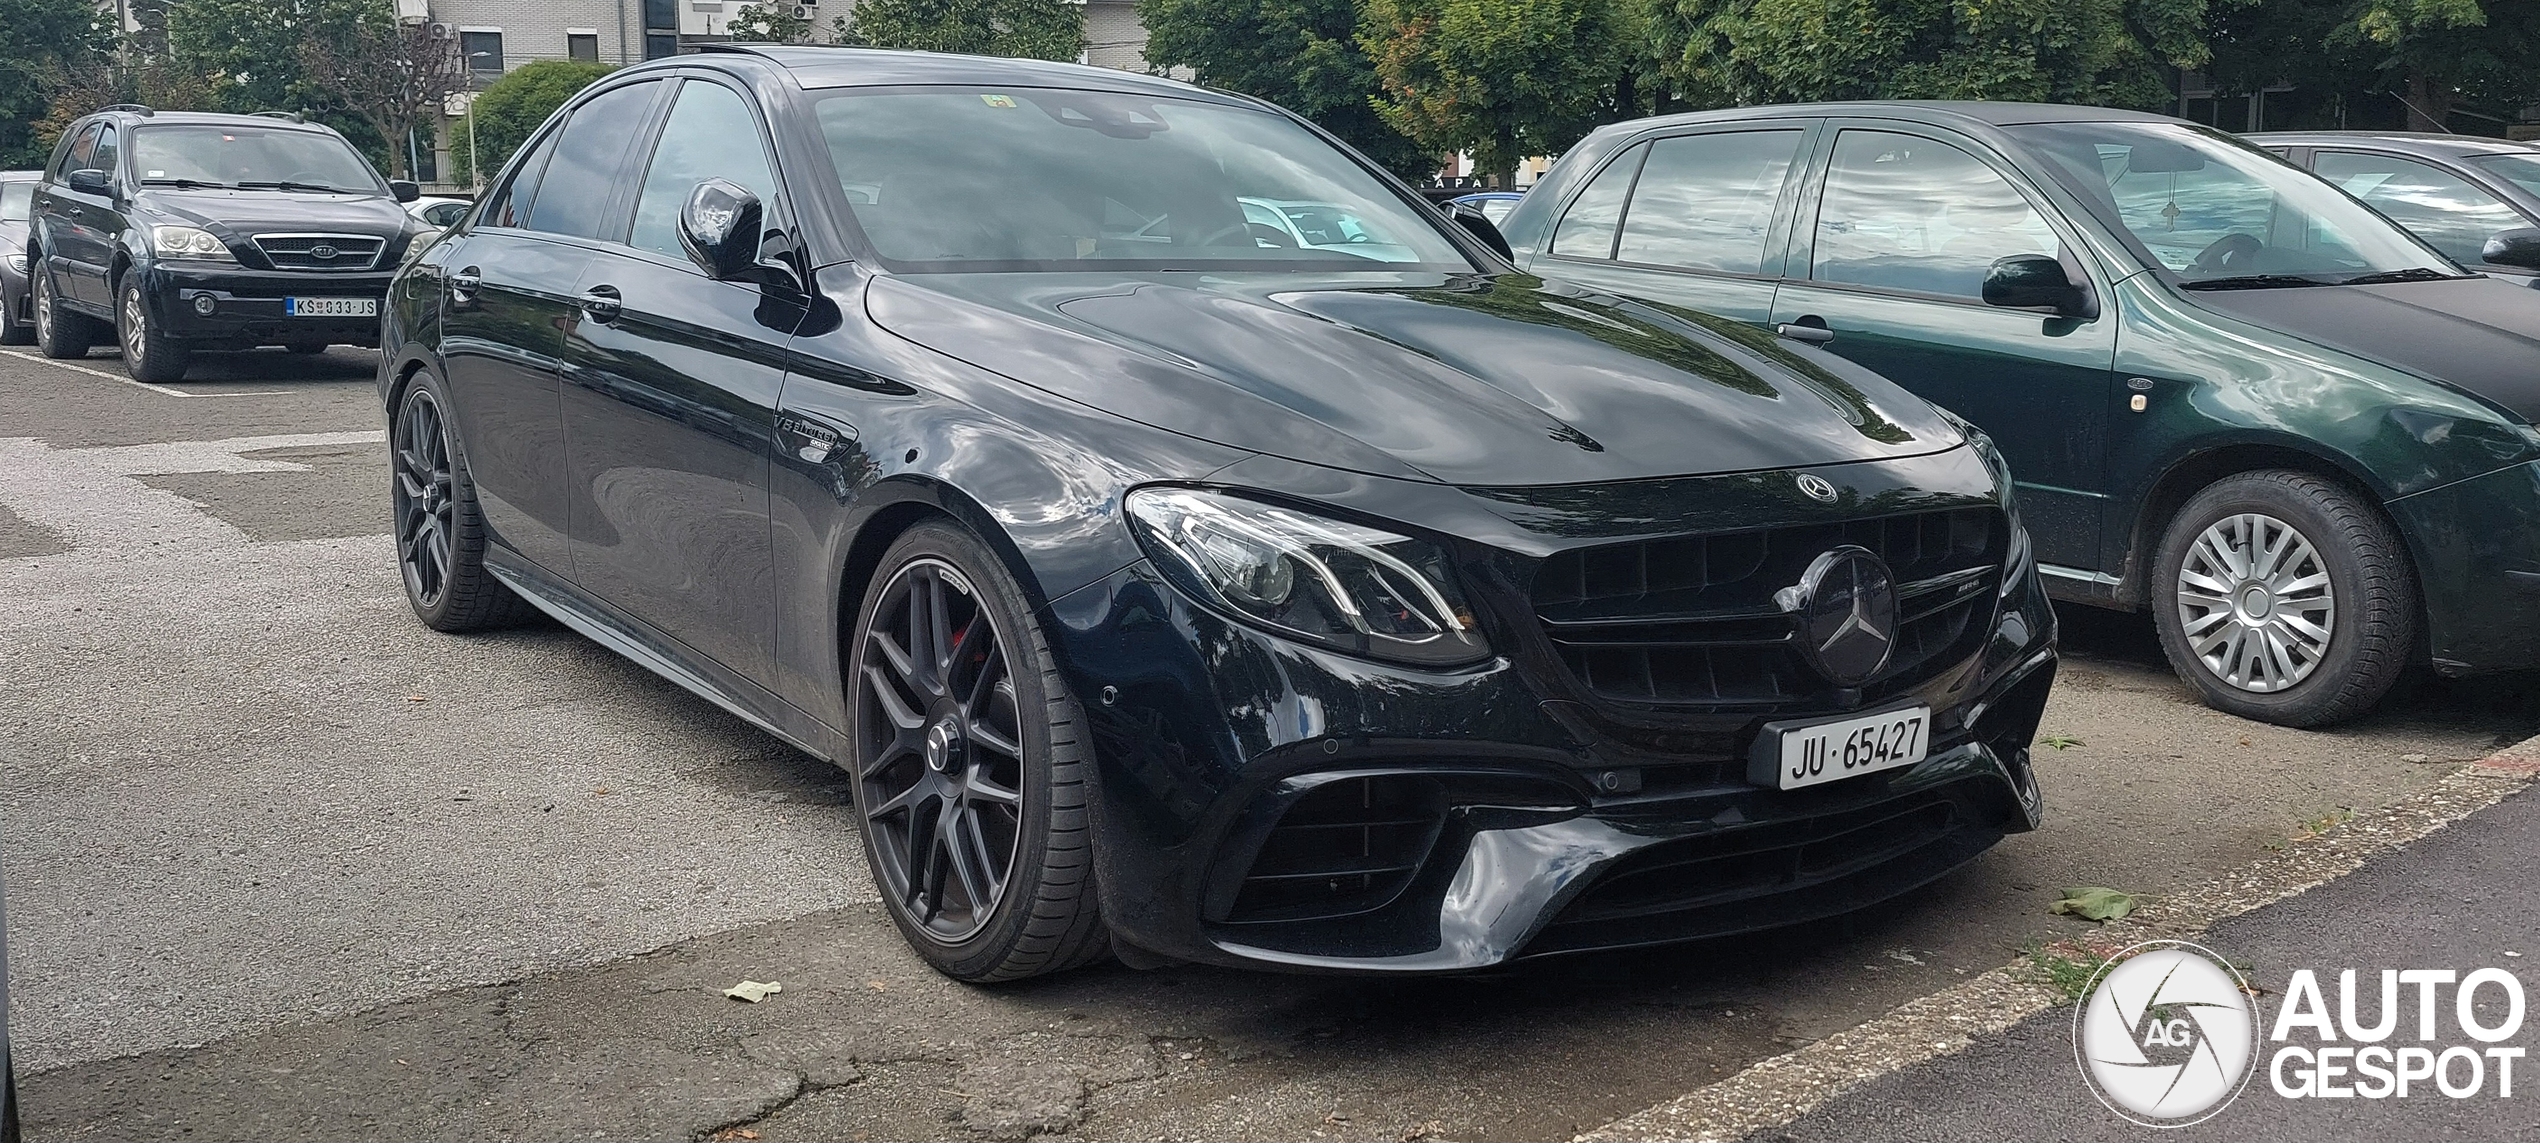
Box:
379;45;2057;980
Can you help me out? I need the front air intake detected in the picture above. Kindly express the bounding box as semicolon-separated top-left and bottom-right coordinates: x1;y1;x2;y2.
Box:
1223;775;1447;924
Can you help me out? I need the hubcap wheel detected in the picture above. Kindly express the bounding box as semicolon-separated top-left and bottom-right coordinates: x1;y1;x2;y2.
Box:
121;287;144;364
393;389;456;608
856;559;1025;945
33;273;51;341
2176;512;2335;693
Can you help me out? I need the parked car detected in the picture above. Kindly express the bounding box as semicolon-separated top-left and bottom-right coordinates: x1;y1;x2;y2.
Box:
383;47;2054;980
1;171;37;346
1449;190;1525;225
1501;103;2540;727
27;106;430;382
2247;131;2540;283
408;195;473;229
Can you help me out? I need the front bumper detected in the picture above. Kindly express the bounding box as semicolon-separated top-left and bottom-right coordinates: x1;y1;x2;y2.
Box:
2390;457;2540;675
137;262;390;347
1042;527;2056;973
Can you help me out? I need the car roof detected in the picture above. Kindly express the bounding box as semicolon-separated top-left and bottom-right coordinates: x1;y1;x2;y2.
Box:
0;170;40;181
1451;191;1524;199
86;108;341;134
1584;100;2181;138
689;44;1231;102
2244;130;2540;158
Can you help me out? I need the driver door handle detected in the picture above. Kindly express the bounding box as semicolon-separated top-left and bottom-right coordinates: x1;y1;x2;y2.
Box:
449;266;480;304
1776;321;1835;344
580;284;622;323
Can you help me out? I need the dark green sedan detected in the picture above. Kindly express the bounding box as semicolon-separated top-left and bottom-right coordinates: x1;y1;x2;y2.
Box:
1502;102;2540;726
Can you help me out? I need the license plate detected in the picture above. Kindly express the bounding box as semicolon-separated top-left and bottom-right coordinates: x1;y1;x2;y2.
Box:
284;297;377;317
1751;705;1931;790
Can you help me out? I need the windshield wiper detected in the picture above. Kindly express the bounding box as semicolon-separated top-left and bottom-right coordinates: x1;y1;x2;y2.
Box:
141;177;231;189
2336;267;2470;286
2177;274;2336;291
235;180;357;194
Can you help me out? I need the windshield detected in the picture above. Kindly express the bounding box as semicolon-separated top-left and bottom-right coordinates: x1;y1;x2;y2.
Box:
2006;121;2456;286
2467;152;2540;200
810;88;1471;272
130;126;382;194
0;182;29;222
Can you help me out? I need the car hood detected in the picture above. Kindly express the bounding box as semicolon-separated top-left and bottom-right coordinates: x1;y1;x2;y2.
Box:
2186;276;2540;422
865;272;1960;485
0;219;25;255
139;187;410;239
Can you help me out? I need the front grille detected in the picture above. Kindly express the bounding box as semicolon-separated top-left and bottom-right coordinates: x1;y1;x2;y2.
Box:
1531;508;2003;706
1223;775;1447;924
252;233;384;271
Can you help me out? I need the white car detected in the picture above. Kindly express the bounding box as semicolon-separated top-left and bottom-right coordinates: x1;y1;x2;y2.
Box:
406;195;472;229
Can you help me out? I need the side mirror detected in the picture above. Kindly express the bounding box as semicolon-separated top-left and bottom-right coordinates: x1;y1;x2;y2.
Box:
2481;227;2540;270
1448;201;1513;261
678;178;764;281
66;168;111;195
1983;253;2094;318
389;180;420;203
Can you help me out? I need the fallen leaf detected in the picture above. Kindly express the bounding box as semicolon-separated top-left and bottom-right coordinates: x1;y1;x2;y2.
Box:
723;980;782;1003
2041;735;2084;750
593;787;611;796
405;695;427;703
1325;1112;1352;1125
2049;886;2138;922
867;979;887;992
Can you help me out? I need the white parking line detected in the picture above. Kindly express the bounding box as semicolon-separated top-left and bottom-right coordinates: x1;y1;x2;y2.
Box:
0;349;287;397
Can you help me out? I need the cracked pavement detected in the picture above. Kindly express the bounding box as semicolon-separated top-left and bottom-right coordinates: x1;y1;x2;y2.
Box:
3;348;2535;1141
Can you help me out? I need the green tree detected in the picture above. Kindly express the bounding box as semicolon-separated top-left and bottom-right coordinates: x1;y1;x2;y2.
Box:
451;59;615;185
728;1;822;42
1359;0;1634;187
1650;0;2215;112
832;0;1086;60
302;0;469;179
2205;0;2540;132
0;0;115;167
1139;0;1435;178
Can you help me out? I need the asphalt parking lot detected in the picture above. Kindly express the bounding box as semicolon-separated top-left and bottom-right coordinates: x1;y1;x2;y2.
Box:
3;345;2536;1141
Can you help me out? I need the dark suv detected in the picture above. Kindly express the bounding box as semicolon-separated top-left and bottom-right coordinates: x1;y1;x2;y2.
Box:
27;106;428;382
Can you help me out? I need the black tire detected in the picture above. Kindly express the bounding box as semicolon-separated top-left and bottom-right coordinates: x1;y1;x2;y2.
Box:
0;290;30;346
116;278;191;384
285;340;328;355
2151;469;2417;727
30;263;99;359
392;372;537;632
847;521;1109;982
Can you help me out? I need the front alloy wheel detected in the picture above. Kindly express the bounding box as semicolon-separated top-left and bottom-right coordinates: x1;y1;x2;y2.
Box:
117;280;190;383
849;523;1108;981
2153;470;2415;727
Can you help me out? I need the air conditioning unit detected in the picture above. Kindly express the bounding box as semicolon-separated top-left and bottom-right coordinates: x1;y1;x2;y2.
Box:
428;21;454;39
792;3;813;15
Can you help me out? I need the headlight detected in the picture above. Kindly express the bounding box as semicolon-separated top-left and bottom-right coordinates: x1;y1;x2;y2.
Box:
4;253;24;274
1125;487;1492;667
151;226;233;261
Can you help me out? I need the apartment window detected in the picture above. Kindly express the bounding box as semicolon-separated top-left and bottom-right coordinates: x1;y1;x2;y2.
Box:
459;30;503;73
567;31;599;61
645;32;679;59
642;0;677;58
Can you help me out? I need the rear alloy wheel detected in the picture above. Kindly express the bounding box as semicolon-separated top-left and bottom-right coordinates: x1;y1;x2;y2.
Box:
117;279;191;384
392;374;535;632
2152;470;2415;727
849;523;1107;981
30;264;99;359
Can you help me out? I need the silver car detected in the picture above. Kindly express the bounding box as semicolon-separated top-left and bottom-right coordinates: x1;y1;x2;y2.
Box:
1;172;36;346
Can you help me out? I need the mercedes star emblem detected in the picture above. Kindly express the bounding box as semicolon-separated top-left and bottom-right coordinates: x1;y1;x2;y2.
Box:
1796;473;1839;503
1775;545;1898;686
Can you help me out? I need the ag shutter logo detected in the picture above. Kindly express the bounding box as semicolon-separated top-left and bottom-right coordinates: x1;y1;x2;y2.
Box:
2073;941;2260;1128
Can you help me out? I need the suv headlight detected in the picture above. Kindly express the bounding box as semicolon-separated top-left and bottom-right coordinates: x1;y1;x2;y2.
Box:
5;253;24;275
1125;487;1491;667
151;225;234;261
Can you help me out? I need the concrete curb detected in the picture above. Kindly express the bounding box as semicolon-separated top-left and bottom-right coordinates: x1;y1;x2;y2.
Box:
1574;736;2540;1143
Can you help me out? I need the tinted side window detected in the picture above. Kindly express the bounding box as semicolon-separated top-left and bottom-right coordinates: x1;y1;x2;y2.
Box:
1550;143;1646;259
1617;130;1801;274
483;126;562;229
629;81;778;258
1811;130;2057;300
91;126;121;178
2314;150;2527;267
522;81;661;240
63;124;101;177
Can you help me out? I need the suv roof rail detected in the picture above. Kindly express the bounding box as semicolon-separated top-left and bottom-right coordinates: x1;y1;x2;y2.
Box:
100;103;155;117
251;110;306;123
